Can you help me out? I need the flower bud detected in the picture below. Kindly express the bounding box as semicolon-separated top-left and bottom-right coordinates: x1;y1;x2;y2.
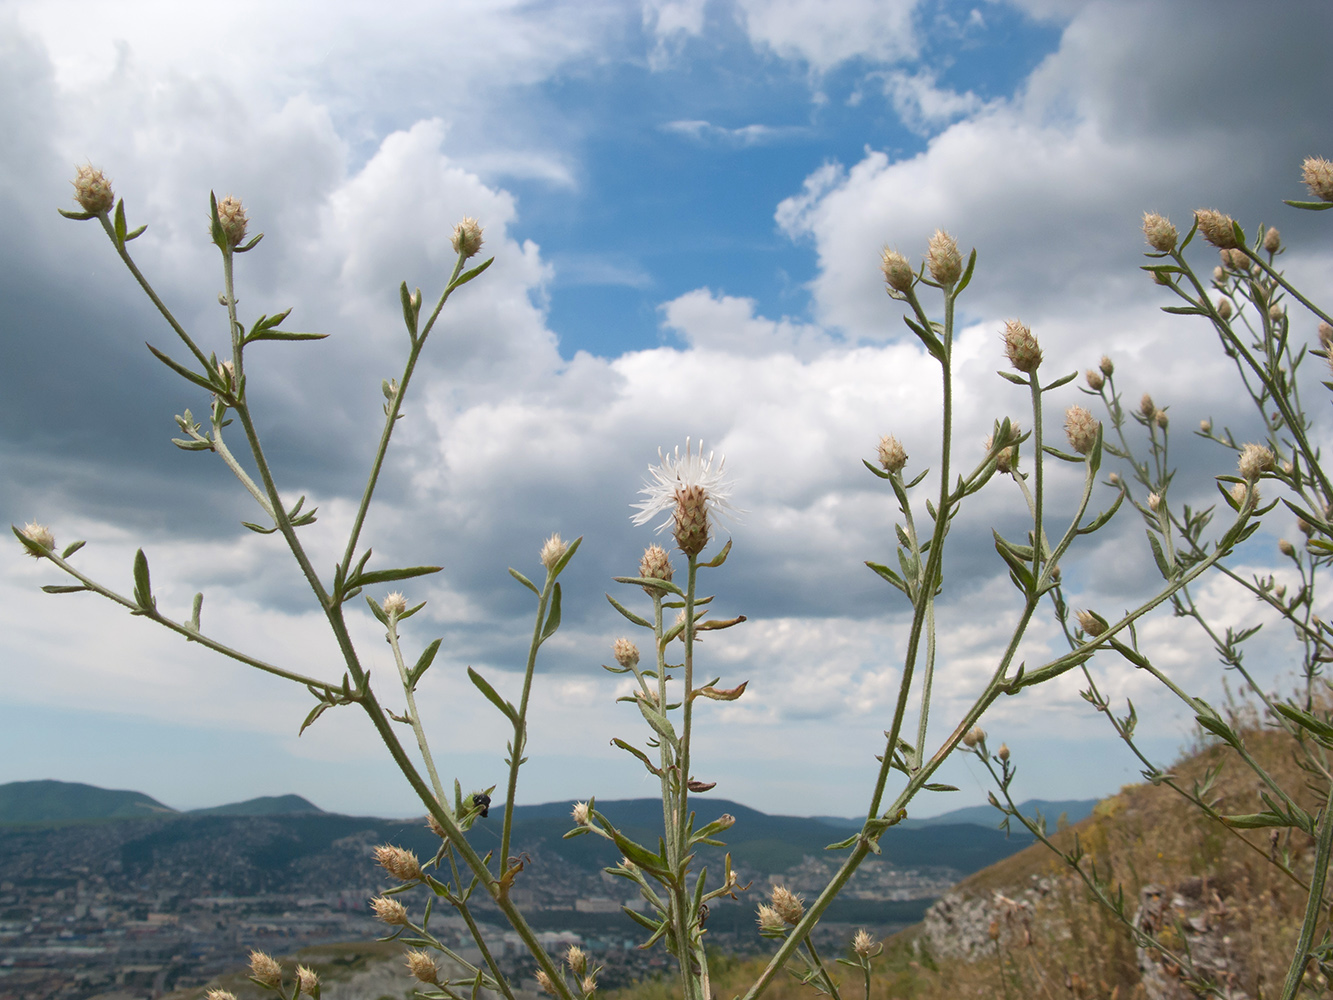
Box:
374;844;423;881
756;903;786;935
1200;419;1212;434
1216;297;1232;320
382;591;407;617
1279;539;1296;557
1076;609;1107;637
371;895;409;926
535;970;557;996
1064;406;1099;456
852;928;879;958
926;229;962;286
216;196;249;248
572;801;591;826
1195;209;1239;249
19;522;55;559
296;966;319;997
1303;156;1333;203
1300;518;1314;536
674;484;709;557
880;247;914;293
877;434;907;474
1142;213;1177;253
639;543;674;595
1269;302;1285;323
1263;227;1281;253
72;164;115;215
249;951;283;989
770;885;805;924
613;638;640;668
1148;492;1162;512
1002;320;1042;373
1238;443;1275;481
1139;394;1156;420
1099;355;1114;378
406;950;439;985
1319;322;1333;350
1108;472;1122;487
997;743;1010;762
1213;266;1226;284
540;532;568;570
1155;410;1169;430
962;726;986;748
1085;368;1104;391
582;975;598;995
566;945;588;976
452;217;484;258
206;991;239;1000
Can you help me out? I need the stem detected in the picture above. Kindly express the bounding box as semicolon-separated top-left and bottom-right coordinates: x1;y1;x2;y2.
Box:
1279;781;1333;1000
387;614;447;805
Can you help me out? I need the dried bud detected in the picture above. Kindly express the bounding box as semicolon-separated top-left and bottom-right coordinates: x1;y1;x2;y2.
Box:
1213;266;1226;284
572;801;591;826
1231;481;1257;506
206;991;239;1000
535;970;558;996
1108;472;1122;487
1300;518;1314;536
926;229;962;286
566;945;588;976
852;928;879;958
1319;322;1333;350
1139;394;1156;420
406;950;439;985
756;904;786;934
19;522;55;559
1269;302;1285;323
582;975;598;995
1222;248;1248;270
1085;368;1104;391
374;844;423;882
1064;406;1099;456
1099;355;1114;378
880;247;914;293
426;812;447;838
613;638;640;668
296;966;319;997
1263;227;1281;253
1238;443;1275;481
217;196;249;248
217;359;236;386
382;591;407;617
1142;213;1178;253
770;885;805;924
540;532;568;570
1279;539;1296;557
877;434;908;474
1303;156;1333;203
72;164;115;215
997;743;1010;762
1200;419;1212;434
639;543;674;595
370;895;409;926
985;427;1020;475
1148;492;1162;512
1002;320;1042;373
962;726;986;748
1216;298;1232;320
674;484;709;557
1195;209;1239;249
1076;610;1106;637
452;216;484;258
1155;410;1169;430
249;951;283;989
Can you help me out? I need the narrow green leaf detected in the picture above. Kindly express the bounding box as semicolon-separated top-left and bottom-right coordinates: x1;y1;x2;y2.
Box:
924;783;958;792
952;248;978;296
509;568;540;595
209;191;226;249
132;548;154;611
824;833;859;851
606;593;653;627
408;639;443;688
997;370;1030;385
612;575;686;597
1283;199;1333;211
550;535;582;577
58;208;96;220
61;540;86;559
1162;305;1206;315
1273;702;1333;742
245;330;328;343
400;281;419;337
703;538;732;567
862;458;891;479
352;565;443;587
299;700;332;736
1221;811;1293;829
1045;370;1078;391
611;738;663;776
145;343;218;393
124;224;147;242
865;561;908;595
540;583;562;641
1147;531;1174;579
467;667;517;722
113;199;128;244
241;521;278;534
41;585;89;594
451;257;495;289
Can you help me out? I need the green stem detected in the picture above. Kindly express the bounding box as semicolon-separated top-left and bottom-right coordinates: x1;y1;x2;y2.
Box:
1279;780;1333;1000
387;614;447;805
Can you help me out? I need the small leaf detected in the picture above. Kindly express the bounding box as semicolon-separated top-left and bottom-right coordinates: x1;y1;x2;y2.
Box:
58;208;96;220
113;198;128;244
468;667;517;722
924;783;958;792
1273;702;1333;742
1221;811;1292;829
124;224;147;242
509;568;540;595
824;833;859;851
61;540;86;559
299;700;333;736
41;585;89;594
241;521;279;534
549;535;582;577
352;565;443;587
703;538;732;567
611;738;662;777
866;561;909;595
450;257;495;289
693;680;748;702
540;583;562;641
408;639;443;688
145;343;218;393
132;548;154;612
1283;199;1333;211
606;593;653;628
245;329;328;343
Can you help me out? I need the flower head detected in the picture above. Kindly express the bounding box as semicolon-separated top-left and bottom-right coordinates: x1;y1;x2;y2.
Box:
1238;443;1274;481
535;970;558;996
72;164;115;215
613;638;640;668
565;945;588;976
382;592;407;617
406;950;440;984
572;801;591;826
452;216;484;258
852;928;880;959
370;895;408;925
877;435;907;475
1142;213;1177;253
206;991;239;1000
1064;406;1099;456
1002;320;1042;373
1263;227;1281;253
638;543;674;595
1076;610;1107;637
632;438;738;557
1303;156;1333;203
249;951;283;988
880;247;914;293
19;522;55;559
962;726;986;748
540;532;568;570
1085;368;1104;391
216;196;248;248
927;229;962;286
374;844;422;882
1195;209;1239;249
770;885;804;924
296;965;319;997
756;904;786;935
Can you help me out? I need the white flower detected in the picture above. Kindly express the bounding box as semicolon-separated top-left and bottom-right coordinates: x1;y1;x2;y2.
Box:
630;437;738;532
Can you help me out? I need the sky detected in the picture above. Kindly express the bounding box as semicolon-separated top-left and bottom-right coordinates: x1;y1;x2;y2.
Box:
2;0;1333;823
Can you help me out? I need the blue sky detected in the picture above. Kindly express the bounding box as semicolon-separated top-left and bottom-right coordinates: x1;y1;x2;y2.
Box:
2;0;1332;821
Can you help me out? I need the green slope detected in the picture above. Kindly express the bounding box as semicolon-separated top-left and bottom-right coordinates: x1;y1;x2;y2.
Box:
0;779;176;824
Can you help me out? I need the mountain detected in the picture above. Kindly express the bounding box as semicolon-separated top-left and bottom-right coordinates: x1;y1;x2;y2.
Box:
0;779;176;824
812;797;1097;831
188;794;324;816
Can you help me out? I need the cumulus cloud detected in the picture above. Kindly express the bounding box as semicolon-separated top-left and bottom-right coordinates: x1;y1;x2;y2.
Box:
734;0;921;71
661;119;809;145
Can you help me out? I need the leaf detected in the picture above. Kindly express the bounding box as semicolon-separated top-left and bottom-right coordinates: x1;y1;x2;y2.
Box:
696;614;745;632
509;568;540;595
704;538;732;567
113;198;128;244
451;257;495;289
467;667;517;722
299;700;333;736
636;697;679;749
132;548;154;612
208;191;226;249
58;208;96;220
611;738;662;777
1045;370;1079;391
924;783;958;792
606;593;652;628
540;583;562;641
824;833;859;851
1161;305;1207;316
351;565;443;587
862;459;890;480
409;639;443;688
693;680;748;702
1221;811;1293;829
549;535;582;576
953;248;978;295
244;329;328;343
1283;199;1333;211
124;224;147;242
41;585;89;594
1147;531;1174;579
145;343;218;393
1273;702;1333;742
241;521;279;534
400;281;419;338
1195;713;1240;745
866;561;908;595
61;540;86;559
612;575;686;597
997;371;1030;385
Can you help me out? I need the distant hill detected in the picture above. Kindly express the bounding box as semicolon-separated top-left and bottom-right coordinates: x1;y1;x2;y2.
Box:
812;798;1097;831
188;794;324;817
0;779;176;824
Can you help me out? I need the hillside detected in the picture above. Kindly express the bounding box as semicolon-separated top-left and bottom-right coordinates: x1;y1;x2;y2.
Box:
0;778;175;823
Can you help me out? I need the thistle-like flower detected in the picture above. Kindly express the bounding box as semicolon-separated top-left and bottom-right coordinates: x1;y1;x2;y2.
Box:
770;885;805;924
452;217;484;258
1076;609;1106;637
1002;320;1042;373
880;247;914;293
877;435;907;474
566;945;588;976
572;801;591;826
540;532;568;570
19;522;55;559
1216;297;1232;320
374;844;423;882
926;229;962;286
296;965;319;997
756;903;786;935
852;928;880;958
613;638;640;668
1139;394;1156;420
206;991;239;1000
406;950;440;984
1263;227;1281;253
1085;369;1104;391
1142;213;1177;253
639;543;674;596
1238;443;1274;481
1303;156;1333;203
1064;406;1098;456
536;970;558;996
1195;209;1239;249
962;726;986;748
1099;355;1114;378
216;196;248;248
1279;539;1296;557
249;950;283;989
632;438;738;558
382;592;407;617
72;164;115;215
370;895;409;926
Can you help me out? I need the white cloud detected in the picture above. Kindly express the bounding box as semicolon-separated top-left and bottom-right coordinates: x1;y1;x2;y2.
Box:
661;119;809;145
879;68;988;134
734;0;921;71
